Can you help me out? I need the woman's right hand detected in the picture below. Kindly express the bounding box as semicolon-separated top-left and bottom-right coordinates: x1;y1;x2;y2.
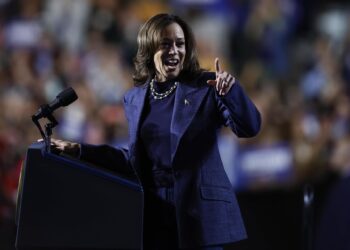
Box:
49;138;81;158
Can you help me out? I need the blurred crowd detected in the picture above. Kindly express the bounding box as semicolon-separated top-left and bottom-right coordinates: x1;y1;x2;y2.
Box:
1;0;350;248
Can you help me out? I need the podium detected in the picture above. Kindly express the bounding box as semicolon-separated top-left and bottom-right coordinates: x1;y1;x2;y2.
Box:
15;142;144;249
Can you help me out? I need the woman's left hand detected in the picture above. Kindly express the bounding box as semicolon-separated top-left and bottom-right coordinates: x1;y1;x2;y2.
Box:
207;57;235;96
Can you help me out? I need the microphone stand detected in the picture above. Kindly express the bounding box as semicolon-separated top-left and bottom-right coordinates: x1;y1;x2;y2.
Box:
32;106;58;153
44;114;58;153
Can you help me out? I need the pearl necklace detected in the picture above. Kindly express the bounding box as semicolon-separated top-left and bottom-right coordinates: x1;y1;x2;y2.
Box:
150;78;178;100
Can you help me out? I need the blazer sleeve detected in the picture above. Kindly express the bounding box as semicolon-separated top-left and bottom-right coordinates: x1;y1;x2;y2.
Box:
79;143;133;176
216;80;261;137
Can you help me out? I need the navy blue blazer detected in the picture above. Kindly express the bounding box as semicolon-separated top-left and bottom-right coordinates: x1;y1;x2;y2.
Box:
80;72;261;248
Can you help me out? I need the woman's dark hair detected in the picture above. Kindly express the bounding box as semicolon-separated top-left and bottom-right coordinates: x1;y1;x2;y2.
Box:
132;13;204;86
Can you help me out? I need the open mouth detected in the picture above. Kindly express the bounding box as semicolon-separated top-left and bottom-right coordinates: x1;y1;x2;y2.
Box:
164;58;180;70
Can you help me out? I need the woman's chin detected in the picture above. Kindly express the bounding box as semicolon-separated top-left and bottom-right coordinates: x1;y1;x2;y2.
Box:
165;70;180;80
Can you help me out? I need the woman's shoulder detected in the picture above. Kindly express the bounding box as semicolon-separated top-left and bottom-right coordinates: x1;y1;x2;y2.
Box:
198;71;216;81
123;84;148;104
185;71;215;87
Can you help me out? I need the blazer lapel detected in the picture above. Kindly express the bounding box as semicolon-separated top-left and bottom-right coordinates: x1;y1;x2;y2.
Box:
126;84;148;146
170;82;209;162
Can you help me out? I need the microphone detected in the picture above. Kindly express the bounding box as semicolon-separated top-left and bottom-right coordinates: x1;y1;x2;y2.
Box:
33;87;78;120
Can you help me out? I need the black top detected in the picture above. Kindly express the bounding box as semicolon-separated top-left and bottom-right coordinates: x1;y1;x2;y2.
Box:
140;80;177;187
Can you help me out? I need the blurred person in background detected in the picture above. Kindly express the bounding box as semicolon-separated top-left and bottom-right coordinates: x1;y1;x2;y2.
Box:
50;13;261;250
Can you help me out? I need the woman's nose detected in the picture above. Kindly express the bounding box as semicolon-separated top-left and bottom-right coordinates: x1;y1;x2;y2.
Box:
168;44;177;54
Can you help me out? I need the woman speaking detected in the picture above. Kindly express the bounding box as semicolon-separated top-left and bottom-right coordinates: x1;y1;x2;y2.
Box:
52;13;261;250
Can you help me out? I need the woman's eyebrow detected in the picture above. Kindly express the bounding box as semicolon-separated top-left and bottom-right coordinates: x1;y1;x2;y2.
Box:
161;37;185;42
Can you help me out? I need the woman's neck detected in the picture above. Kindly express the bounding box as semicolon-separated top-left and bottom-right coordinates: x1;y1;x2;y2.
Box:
155;75;177;83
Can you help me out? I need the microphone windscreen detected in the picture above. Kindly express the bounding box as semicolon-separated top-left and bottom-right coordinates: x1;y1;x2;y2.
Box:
57;87;78;106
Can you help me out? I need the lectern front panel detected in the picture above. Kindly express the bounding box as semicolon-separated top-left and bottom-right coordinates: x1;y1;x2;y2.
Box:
16;143;143;250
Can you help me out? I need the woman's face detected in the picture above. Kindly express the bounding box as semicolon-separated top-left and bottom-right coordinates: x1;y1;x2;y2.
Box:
153;22;186;82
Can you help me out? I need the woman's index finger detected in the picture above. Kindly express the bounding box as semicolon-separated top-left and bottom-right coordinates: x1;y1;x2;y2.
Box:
215;57;221;74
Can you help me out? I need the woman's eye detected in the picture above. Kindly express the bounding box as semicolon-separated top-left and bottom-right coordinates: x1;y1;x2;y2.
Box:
161;42;170;47
160;41;184;49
